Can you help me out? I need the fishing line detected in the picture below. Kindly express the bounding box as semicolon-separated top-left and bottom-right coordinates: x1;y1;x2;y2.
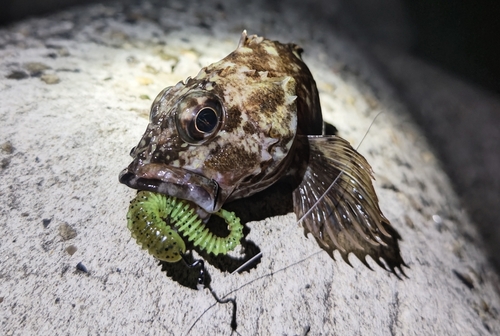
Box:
181;254;239;335
185;251;323;335
187;112;384;334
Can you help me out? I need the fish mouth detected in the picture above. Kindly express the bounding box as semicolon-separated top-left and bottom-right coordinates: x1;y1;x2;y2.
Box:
119;162;221;214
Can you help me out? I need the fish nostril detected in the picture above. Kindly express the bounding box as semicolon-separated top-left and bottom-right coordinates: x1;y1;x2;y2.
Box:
118;170;134;185
129;146;136;157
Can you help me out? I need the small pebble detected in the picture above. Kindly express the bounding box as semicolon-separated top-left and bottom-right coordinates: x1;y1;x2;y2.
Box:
452;269;474;289
65;245;77;256
1;141;14;154
1;158;10;169
144;65;159;74
6;70;28;80
42;218;52;228
23;62;51;76
76;262;88;273
432;214;443;224
41;74;60;84
136;76;153;85
58;47;70;57
59;223;77;240
126;55;139;64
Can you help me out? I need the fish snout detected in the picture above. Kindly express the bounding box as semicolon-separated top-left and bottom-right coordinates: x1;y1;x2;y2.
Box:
119;161;222;214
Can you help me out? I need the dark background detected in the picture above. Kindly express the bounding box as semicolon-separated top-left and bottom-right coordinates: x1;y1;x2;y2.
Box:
344;0;500;95
403;0;500;95
2;0;500;272
2;0;499;95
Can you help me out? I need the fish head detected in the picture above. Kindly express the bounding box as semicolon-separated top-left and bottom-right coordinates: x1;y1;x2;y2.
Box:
120;34;301;214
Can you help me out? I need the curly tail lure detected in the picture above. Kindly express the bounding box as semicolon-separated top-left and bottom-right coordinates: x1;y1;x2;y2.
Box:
127;191;244;262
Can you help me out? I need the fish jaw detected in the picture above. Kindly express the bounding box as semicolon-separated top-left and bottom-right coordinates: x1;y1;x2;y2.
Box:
119;161;222;214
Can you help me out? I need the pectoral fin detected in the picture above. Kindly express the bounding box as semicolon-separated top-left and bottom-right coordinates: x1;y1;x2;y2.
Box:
293;135;407;277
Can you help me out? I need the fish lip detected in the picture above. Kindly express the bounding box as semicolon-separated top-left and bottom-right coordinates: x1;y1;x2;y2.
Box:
119;162;221;213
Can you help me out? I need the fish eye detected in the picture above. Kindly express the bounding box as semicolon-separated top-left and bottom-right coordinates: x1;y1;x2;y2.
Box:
176;91;224;145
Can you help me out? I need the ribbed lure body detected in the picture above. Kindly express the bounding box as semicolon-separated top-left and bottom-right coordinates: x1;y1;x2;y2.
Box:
127;191;243;262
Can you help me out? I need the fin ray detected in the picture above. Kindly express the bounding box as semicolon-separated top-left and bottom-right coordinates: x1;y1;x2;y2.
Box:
293;135;406;275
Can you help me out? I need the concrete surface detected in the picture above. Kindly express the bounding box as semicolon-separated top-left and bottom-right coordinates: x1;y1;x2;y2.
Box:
1;0;499;335
371;46;500;275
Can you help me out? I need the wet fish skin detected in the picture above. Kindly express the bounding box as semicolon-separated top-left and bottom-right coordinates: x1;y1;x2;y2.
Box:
120;31;320;212
119;31;406;275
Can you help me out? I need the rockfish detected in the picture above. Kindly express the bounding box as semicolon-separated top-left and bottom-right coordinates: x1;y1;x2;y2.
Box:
119;31;405;274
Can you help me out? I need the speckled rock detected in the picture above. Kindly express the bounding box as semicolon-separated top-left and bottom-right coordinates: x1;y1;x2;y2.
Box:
0;1;499;335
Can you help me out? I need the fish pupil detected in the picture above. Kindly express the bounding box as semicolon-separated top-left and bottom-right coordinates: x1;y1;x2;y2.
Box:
195;107;218;133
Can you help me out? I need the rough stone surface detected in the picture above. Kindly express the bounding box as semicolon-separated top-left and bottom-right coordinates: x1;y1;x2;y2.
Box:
371;47;500;274
1;1;499;335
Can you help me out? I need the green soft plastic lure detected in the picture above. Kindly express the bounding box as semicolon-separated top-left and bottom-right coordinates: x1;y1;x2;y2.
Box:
127;191;244;262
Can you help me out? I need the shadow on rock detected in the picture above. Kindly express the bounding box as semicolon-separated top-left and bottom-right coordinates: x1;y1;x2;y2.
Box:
159;178;295;289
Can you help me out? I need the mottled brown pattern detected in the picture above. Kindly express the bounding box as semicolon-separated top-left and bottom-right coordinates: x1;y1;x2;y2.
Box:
218;66;237;78
225;39;303;76
224;106;242;133
242;121;257;134
205;143;260;172
247;86;285;117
